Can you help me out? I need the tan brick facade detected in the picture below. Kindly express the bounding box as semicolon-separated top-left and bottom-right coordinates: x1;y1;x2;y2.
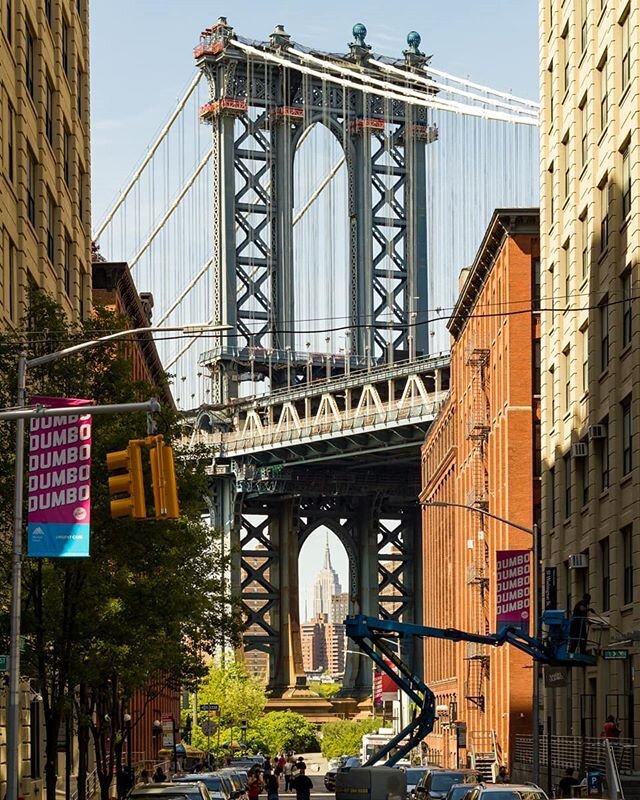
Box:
1;0;90;327
420;210;540;770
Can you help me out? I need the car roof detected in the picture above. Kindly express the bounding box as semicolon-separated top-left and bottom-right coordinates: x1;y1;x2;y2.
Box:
130;787;203;797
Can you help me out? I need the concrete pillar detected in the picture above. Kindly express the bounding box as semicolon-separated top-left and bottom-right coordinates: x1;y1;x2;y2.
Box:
405;117;429;356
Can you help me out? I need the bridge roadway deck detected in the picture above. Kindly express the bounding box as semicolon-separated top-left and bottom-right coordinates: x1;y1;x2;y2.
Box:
185;353;450;469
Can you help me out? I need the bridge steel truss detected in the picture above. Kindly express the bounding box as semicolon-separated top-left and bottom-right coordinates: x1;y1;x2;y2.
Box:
194;18;442;697
195;18;438;405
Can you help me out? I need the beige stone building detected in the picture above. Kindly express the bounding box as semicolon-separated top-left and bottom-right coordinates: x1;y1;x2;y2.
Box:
1;0;90;327
540;1;639;739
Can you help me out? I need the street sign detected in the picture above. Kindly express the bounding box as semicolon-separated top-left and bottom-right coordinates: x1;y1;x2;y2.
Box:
0;655;8;671
201;720;217;736
199;703;220;712
544;665;568;688
603;648;628;660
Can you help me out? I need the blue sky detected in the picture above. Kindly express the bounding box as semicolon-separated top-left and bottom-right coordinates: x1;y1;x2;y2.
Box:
90;1;538;223
90;2;539;610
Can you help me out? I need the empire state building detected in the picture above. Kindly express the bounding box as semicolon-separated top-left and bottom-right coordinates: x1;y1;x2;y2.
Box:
312;539;341;620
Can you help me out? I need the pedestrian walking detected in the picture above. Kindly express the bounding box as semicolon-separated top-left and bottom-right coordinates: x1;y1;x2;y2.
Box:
602;715;621;740
266;771;280;800
496;766;510;784
558;768;580;797
284;758;294;791
248;767;264;800
292;766;313;800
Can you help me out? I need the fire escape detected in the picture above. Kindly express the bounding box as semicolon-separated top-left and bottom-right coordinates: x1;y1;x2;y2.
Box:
464;345;490;711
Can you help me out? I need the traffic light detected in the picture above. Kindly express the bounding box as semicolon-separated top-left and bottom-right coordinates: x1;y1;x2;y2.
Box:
106;441;146;519
148;435;180;519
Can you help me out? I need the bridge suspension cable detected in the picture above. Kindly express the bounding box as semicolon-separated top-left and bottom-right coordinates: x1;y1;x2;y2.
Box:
234;40;538;126
93;71;203;240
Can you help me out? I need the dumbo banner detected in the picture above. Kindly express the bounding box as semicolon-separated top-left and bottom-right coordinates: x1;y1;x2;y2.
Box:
27;397;92;558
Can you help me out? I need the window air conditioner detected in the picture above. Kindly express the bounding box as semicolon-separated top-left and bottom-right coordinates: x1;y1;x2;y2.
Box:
588;424;606;440
568;553;588;569
571;442;588;458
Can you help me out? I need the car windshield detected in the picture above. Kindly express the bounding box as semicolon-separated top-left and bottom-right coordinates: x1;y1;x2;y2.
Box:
431;775;466;792
479;793;546;800
193;778;223;792
447;787;473;800
406;771;426;785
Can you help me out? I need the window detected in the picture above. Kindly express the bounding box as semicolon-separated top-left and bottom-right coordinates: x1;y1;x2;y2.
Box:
547;61;554;127
77;65;83;116
44;0;51;25
622;269;632;347
45;79;53;144
550;365;556;427
79;168;85;223
581;0;588;52
600;538;610;612
7;101;14;182
622;143;631;218
64;234;72;296
533;339;541;395
562;26;569;93
549;466;556;529
562;239;570;309
563;346;571;413
622;524;633;605
600;178;609;252
63;126;70;185
599;54;609;130
7;234;17;321
548;162;555;223
46;192;55;263
580;325;588;394
599;297;609;371
581;212;589;279
580;95;588;167
564;453;572;518
532;256;541;311
579;439;589;506
5;0;11;42
621;11;631;93
26;148;36;226
598;418;610;491
622;396;632;476
62;21;70;77
562;134;570;201
25;24;34;98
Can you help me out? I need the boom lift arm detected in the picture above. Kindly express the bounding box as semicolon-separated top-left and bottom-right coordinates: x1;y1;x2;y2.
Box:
345;611;597;767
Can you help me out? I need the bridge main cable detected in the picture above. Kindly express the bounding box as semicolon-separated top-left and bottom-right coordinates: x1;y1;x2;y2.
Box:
93;72;203;240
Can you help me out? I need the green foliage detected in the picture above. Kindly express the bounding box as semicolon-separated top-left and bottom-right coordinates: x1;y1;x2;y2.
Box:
311;682;342;699
190;661;267;753
246;711;319;756
320;718;379;760
0;289;241;800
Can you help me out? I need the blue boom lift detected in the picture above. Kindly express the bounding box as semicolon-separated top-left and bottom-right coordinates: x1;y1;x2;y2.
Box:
345;611;597;767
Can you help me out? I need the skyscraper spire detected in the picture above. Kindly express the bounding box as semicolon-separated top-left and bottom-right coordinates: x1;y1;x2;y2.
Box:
323;532;333;569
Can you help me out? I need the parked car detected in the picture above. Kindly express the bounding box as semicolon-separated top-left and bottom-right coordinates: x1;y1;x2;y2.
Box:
463;784;549;800
173;774;231;800
128;782;210;800
445;783;481;800
325;756;361;791
402;768;429;798
218;769;248;800
417;770;482;800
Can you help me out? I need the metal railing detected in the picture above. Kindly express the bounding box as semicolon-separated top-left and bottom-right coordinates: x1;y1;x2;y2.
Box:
513;735;636;774
70;767;99;800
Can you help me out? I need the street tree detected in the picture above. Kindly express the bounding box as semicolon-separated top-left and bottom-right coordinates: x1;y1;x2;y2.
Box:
320;718;379;760
0;290;239;800
246;711;319;756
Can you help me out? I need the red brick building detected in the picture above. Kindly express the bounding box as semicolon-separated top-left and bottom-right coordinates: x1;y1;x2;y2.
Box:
420;209;539;772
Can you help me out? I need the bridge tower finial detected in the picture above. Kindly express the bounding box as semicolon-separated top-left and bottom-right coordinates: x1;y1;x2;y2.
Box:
404;30;427;69
349;22;371;62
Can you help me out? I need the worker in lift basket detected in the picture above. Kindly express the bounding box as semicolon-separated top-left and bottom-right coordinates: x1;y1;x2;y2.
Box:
568;593;595;654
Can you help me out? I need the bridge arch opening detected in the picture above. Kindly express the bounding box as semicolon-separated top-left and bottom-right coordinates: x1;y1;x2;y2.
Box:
293;122;349;356
298;526;351;683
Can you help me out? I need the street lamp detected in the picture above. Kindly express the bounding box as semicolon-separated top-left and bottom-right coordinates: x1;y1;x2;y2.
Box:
123;713;132;771
5;322;230;800
421;500;541;785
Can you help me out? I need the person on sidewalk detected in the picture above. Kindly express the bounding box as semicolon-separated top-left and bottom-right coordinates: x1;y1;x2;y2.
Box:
266;770;280;800
558;768;580;797
284;757;294;791
292;766;313;800
602;715;621;740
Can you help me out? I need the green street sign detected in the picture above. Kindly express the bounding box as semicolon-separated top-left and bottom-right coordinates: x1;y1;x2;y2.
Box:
0;655;8;671
603;649;628;660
